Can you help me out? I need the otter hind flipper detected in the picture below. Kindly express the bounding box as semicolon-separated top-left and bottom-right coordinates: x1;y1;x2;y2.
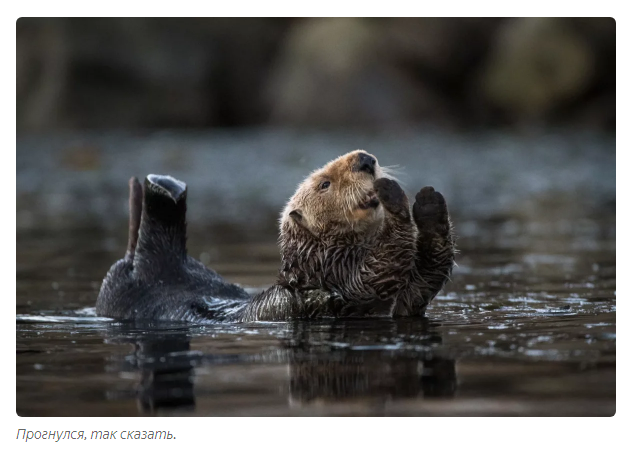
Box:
126;177;143;261
146;174;187;203
133;174;189;275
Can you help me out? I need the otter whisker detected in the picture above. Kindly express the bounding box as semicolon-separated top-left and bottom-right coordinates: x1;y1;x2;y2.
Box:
380;165;406;183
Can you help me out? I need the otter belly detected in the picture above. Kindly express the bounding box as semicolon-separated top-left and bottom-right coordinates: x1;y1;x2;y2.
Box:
97;280;251;324
96;256;252;323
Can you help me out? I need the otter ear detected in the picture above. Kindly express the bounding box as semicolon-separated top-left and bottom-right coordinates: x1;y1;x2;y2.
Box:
289;209;305;225
289;209;313;231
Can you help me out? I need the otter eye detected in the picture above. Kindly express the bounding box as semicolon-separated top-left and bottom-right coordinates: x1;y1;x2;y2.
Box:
319;181;331;191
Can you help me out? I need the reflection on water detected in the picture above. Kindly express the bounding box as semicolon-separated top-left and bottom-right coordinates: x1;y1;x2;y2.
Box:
16;213;615;416
93;319;457;414
109;325;197;413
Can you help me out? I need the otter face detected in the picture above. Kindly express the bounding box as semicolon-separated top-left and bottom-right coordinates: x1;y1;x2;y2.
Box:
282;150;389;236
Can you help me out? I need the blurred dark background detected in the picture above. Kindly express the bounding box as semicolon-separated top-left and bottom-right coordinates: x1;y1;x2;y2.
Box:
16;17;616;245
17;17;615;132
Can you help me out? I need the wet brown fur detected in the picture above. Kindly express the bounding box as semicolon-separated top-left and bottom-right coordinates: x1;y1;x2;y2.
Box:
243;151;456;319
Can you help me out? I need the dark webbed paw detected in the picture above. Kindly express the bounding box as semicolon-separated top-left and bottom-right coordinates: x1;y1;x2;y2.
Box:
126;177;143;259
146;174;187;203
374;178;410;219
413;186;449;233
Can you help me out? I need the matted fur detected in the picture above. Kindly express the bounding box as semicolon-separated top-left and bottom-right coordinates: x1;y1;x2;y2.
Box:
241;150;456;320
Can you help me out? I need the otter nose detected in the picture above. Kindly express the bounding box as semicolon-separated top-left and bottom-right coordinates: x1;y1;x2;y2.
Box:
357;153;376;175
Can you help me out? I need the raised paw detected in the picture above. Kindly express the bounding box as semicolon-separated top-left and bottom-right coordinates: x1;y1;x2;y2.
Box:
374;178;410;218
413;186;449;231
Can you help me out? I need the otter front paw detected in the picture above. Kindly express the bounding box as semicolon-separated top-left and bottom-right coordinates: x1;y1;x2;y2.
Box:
374;178;410;219
300;288;338;318
413;186;449;233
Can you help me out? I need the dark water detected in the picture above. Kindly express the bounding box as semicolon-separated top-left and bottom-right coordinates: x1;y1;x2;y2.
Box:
16;216;615;416
16;129;615;416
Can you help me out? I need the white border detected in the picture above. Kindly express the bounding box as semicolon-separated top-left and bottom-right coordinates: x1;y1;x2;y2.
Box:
6;4;633;456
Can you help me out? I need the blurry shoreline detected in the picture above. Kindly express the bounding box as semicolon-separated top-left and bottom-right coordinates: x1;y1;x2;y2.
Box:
18;18;615;132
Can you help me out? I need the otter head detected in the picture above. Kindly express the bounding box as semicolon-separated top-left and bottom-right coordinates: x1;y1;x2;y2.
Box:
281;150;388;237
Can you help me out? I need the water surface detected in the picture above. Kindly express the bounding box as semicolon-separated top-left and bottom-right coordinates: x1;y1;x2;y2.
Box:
16;130;615;416
16;217;615;416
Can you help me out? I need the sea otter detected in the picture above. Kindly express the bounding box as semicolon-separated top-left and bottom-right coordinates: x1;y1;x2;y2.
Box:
96;150;455;322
